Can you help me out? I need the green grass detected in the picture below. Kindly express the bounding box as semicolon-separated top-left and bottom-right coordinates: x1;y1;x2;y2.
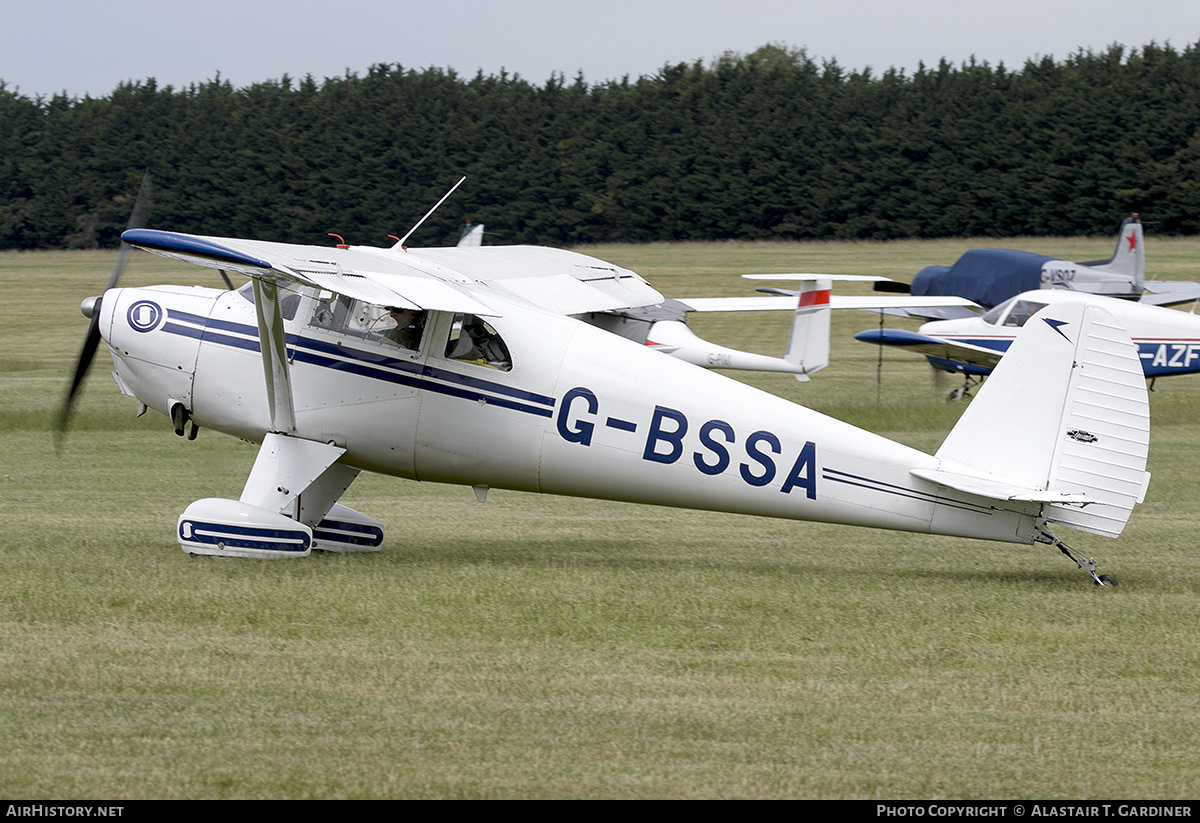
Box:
3;239;1200;798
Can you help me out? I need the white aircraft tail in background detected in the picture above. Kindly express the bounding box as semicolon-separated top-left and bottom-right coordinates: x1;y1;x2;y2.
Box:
457;221;484;247
781;279;832;380
635;278;839;379
667;275;974;380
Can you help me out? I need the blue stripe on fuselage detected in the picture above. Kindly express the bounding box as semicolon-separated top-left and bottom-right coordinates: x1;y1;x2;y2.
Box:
161;309;556;417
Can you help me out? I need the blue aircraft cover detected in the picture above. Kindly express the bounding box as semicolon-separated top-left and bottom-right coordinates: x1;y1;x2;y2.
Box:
910;248;1055;309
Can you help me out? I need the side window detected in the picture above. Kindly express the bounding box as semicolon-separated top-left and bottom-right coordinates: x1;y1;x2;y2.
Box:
444;314;512;371
378;306;427;351
308;295;427;352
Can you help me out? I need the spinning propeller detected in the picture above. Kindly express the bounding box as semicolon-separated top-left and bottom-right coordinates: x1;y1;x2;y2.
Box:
53;172;153;450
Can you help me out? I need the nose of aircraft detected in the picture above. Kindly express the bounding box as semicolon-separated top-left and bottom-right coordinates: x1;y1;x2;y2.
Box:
54;172;153;447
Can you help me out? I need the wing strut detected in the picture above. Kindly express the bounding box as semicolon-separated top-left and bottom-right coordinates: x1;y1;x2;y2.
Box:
251;277;296;434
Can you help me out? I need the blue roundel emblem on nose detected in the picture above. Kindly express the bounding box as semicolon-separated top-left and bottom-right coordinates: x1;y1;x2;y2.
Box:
127;300;163;332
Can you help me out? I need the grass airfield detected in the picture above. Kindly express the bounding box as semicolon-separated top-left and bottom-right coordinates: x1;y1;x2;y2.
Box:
2;236;1200;799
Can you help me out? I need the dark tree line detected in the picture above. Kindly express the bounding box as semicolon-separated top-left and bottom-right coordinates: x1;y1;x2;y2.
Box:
3;41;1200;250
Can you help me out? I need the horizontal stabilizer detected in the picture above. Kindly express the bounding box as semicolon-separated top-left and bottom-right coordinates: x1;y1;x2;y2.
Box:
1140;281;1200;307
911;465;1092;504
740;273;887;282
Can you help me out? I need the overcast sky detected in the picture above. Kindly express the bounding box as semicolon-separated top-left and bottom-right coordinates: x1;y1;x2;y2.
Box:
4;0;1200;98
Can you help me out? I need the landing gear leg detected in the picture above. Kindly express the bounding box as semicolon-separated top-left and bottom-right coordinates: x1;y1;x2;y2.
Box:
947;375;979;402
1041;529;1117;587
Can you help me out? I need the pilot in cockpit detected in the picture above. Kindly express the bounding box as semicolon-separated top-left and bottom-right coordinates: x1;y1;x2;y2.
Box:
446;314;513;371
383;307;427;350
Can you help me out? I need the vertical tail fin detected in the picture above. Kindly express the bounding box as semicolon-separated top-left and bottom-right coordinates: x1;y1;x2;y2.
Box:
783;279;831;381
927;302;1150;538
457;221;484;247
1090;214;1145;291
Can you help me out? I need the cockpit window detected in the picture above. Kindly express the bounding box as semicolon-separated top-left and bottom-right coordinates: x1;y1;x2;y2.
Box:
981;300;1009;325
1001;300;1049;328
308;294;427;352
981;297;1049;328
235;280;302;320
444;314;512;371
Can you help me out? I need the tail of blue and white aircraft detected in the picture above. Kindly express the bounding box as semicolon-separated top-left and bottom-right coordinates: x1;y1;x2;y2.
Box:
916;301;1150;559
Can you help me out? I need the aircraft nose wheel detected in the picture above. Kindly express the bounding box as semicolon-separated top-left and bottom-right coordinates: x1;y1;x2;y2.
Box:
947;375;979;402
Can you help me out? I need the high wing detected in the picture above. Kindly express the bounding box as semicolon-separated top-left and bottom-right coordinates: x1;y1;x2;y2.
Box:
677;273;978;314
853;328;1004;372
676;294;979;313
408;245;662;315
121;229;663;317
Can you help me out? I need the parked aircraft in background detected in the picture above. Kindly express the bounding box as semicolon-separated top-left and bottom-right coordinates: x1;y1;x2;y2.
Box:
856;288;1200;398
446;205;976;380
875;215;1200;314
585;278;976;380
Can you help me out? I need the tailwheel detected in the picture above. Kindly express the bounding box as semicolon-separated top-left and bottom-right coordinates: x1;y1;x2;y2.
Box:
1041;528;1117;587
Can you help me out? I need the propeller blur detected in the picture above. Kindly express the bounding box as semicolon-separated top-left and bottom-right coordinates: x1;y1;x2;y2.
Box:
54;171;152;450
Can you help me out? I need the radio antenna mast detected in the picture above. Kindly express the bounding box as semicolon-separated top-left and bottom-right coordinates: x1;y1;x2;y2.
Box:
393;176;467;249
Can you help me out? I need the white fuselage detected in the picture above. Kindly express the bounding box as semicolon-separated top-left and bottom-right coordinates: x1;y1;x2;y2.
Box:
920;289;1200;378
99;282;1045;545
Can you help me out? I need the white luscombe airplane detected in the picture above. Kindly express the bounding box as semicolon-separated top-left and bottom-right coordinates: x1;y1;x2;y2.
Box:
57;198;1151;586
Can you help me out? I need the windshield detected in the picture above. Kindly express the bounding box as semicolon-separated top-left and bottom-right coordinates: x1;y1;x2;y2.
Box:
1001;299;1049;327
235;281;303;320
981;297;1048;328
